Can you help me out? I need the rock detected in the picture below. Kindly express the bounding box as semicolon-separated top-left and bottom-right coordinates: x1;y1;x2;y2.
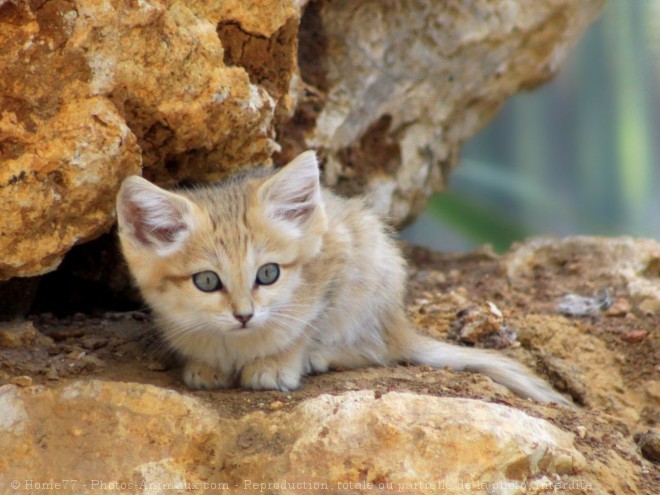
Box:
514;314;641;424
0;321;53;348
556;290;612;317
46;365;60;381
606;297;631;317
620;330;650;343
78;335;109;351
283;0;605;224
1;0;604;280
635;430;660;463
0;96;142;279
638;298;660;316
9;375;32;387
505;237;660;304
0;0;280;280
452;301;516;349
0;381;645;493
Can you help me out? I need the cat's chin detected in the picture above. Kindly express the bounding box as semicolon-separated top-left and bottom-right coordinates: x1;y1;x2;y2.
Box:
224;322;267;335
228;325;253;333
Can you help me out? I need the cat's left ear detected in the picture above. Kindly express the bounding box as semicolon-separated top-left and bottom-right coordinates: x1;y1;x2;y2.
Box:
257;151;323;230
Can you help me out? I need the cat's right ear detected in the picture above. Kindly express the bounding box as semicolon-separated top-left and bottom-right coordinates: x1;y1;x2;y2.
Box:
116;176;196;256
257;151;323;234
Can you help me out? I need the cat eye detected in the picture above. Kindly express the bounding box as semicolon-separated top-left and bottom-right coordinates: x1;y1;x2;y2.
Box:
192;271;222;292
256;263;280;286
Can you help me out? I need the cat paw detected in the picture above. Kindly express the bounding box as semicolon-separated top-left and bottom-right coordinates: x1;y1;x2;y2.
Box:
183;361;232;390
303;351;329;375
240;363;301;392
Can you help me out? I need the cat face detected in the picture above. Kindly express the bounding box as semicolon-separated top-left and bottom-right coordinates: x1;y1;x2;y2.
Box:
116;152;327;343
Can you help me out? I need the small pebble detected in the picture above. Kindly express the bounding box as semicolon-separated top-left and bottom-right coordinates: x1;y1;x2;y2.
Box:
605;298;630;317
557;290;611;317
78;354;106;371
146;359;169;371
638;298;660;316
0;321;40;348
269;401;284;410
10;375;33;387
131;311;149;321
635;430;660;463
46;366;60;381
453;301;515;349
620;330;649;343
79;335;109;350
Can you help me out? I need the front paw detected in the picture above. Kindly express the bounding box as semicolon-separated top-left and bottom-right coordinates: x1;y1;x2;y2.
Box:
240;362;302;392
183;361;232;390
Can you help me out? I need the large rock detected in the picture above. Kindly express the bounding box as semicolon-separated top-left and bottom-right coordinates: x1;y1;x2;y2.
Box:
0;0;604;280
0;0;280;280
505;236;660;305
285;0;606;224
0;381;644;494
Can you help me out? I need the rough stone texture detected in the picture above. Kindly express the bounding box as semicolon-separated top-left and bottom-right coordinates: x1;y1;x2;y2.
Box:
0;382;642;494
506;236;660;307
282;0;606;224
0;98;141;279
0;0;282;280
0;236;657;493
0;0;604;280
0;320;52;349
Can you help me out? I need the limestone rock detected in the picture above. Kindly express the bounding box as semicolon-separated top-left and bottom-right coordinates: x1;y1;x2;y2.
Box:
1;0;604;280
0;381;645;494
636;430;660;463
0;320;52;349
505;236;660;304
0;98;141;279
0;0;283;280
283;0;605;224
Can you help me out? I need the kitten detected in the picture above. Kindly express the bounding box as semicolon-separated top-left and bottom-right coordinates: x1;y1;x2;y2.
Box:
116;151;569;404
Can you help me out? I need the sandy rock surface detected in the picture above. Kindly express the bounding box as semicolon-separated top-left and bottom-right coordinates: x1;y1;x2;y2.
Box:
0;0;604;279
0;237;657;494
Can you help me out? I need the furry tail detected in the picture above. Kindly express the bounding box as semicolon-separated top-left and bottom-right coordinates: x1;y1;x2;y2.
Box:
405;334;571;405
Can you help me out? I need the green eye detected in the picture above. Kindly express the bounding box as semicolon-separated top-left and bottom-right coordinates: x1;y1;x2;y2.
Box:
256;263;280;286
192;271;222;292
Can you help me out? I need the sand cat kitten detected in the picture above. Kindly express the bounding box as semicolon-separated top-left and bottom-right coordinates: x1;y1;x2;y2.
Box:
116;151;569;404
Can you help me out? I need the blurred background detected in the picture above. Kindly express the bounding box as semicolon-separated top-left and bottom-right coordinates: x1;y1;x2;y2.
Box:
403;0;659;253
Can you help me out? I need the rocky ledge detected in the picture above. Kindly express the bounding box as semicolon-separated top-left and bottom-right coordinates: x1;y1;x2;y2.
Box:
0;237;658;494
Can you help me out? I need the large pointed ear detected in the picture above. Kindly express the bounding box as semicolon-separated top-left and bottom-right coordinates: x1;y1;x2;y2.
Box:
257;151;323;231
116;176;196;256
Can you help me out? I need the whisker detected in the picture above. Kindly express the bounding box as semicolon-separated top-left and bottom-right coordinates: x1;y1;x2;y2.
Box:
269;313;323;336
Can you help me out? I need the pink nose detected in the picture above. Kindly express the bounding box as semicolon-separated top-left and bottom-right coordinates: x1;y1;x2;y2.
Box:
234;313;253;326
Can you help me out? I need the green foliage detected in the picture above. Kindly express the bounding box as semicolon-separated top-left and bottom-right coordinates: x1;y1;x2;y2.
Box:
426;192;530;254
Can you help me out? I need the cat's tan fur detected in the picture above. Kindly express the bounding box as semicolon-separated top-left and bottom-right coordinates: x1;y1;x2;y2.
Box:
116;151;570;404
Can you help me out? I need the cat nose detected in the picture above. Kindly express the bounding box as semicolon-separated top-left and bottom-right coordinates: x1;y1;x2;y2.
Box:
233;312;253;326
